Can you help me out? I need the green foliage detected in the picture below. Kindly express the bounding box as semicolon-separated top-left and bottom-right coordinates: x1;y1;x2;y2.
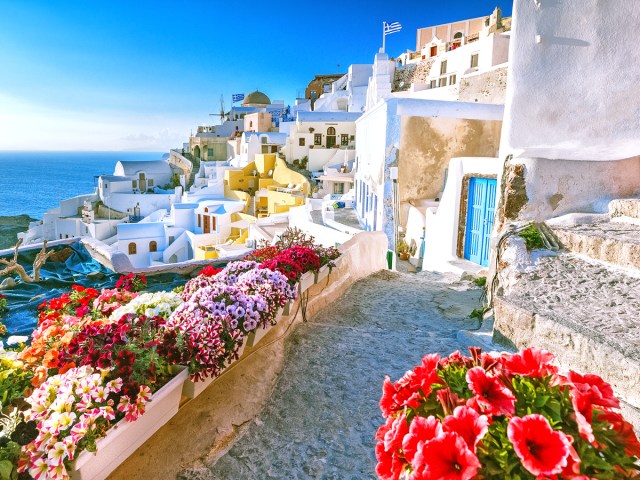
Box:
468;308;485;321
517;225;546;251
0;358;33;407
473;276;487;287
396;239;410;255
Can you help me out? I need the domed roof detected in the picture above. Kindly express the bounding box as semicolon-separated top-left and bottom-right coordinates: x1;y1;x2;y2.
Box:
242;90;271;106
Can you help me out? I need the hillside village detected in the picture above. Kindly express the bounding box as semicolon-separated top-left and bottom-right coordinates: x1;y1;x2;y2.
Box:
2;1;640;478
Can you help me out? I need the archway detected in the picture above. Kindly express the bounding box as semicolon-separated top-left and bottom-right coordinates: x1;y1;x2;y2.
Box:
194;145;201;159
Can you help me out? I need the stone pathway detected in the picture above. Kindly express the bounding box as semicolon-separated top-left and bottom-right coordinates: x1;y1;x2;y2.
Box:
202;270;482;480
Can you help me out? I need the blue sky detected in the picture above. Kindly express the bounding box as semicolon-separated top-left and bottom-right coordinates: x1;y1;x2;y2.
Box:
0;0;511;151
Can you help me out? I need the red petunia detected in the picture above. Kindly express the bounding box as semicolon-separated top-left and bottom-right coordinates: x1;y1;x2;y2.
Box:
598;410;640;457
375;414;410;480
442;406;489;453
402;415;443;463
567;371;620;409
411;432;481;480
507;414;571;476
409;354;441;397
502;347;558;378
380;373;422;418
466;367;516;416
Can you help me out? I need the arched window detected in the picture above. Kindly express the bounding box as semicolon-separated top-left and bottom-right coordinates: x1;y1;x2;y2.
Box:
453;31;463;39
327;127;336;135
250;121;253;128
128;242;137;255
204;207;209;213
149;241;157;252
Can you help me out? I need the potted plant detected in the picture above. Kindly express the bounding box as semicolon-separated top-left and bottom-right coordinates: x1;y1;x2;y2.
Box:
397;239;410;261
375;347;640;479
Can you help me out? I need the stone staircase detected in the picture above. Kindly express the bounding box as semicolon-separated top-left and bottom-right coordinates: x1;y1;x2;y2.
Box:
493;198;640;425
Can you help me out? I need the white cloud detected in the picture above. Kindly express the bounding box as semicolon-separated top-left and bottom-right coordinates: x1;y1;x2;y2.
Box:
0;93;192;151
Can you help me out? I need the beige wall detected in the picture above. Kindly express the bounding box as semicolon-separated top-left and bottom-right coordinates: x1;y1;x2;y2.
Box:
398;116;502;209
417;16;486;50
244;112;272;132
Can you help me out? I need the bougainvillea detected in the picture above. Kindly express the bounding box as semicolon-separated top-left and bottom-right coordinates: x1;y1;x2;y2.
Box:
375;347;640;479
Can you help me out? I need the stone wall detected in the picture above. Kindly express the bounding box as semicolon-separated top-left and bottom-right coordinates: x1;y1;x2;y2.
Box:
392;59;434;92
458;66;508;104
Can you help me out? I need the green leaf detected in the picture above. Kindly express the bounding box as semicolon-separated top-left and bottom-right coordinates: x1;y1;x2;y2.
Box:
0;460;14;480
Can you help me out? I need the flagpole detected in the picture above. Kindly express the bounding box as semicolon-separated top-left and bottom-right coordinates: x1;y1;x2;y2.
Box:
382;21;385;53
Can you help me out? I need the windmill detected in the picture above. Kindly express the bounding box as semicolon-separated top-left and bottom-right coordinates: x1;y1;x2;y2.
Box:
209;95;227;125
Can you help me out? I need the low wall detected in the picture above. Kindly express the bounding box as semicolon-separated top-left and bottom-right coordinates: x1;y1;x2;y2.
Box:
108;231;389;480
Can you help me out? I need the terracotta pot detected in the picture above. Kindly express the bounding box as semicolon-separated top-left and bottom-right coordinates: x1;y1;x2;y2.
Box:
399;252;410;261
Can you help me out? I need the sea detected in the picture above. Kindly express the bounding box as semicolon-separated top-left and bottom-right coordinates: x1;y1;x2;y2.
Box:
0;151;183;338
0;151;164;218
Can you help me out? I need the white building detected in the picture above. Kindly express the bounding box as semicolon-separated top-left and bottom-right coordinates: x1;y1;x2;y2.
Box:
236;132;288;168
311;64;373;114
282;111;360;172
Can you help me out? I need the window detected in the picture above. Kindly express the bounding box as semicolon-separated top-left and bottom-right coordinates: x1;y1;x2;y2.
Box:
104;182;108;189
128;242;137;255
439;77;447;87
197;214;201;227
430;45;437;57
430;80;437;89
327;127;336;135
270;146;278;153
149;241;157;252
470;53;479;68
261;137;267;144
314;134;322;145
148;179;154;186
333;183;345;195
262;145;269;153
212;216;217;230
449;74;457;85
299;138;306;146
440;60;447;75
249;121;253;128
132;180;137;189
207;148;213;157
341;134;349;146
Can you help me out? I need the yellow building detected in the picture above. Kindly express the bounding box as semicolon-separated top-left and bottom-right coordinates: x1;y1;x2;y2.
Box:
223;153;310;218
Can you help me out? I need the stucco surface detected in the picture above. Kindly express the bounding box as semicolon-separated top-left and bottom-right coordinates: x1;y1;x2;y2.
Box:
398;117;502;206
511;156;640;222
503;0;640;161
458;66;508;105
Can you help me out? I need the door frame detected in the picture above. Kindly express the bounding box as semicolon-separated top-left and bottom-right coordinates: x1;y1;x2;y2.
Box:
456;174;498;260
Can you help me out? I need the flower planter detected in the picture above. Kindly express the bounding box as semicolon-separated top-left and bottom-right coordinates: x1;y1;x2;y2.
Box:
71;366;188;480
298;271;315;294
314;265;331;284
182;338;248;399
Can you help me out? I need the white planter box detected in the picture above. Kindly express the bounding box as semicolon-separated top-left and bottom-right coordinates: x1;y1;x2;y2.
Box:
314;265;331;284
71;367;188;480
246;321;274;348
182;338;247;399
298;271;315;294
282;301;292;316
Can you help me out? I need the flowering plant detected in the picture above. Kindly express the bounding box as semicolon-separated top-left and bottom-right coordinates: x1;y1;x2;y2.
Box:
37;285;99;323
109;291;183;321
181;261;259;302
375;347;640;479
92;288;138;318
260;246;320;282
313;245;341;269
57;314;173;411
243;245;281;263
115;273;147;292
0;351;33;407
197;265;223;277
234;268;297;325
17;366;125;480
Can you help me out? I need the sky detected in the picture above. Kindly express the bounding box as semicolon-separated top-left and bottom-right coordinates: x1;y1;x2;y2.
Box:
0;0;512;152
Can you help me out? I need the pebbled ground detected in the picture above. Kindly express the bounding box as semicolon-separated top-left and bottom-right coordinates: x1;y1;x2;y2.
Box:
204;270;482;480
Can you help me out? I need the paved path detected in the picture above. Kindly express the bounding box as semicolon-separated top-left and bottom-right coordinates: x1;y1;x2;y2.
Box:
205;270;482;480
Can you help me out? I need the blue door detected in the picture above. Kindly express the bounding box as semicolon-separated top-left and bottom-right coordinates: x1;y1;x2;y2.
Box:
464;177;497;267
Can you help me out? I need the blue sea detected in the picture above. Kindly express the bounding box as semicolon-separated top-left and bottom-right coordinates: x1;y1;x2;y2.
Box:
0;151;165;218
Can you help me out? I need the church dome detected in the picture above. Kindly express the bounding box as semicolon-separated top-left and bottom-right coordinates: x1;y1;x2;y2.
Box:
242;90;271;106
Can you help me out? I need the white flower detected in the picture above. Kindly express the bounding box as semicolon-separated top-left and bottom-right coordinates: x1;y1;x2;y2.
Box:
6;335;28;345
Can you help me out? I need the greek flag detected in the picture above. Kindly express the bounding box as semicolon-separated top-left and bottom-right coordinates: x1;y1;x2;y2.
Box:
232;93;245;103
384;21;402;35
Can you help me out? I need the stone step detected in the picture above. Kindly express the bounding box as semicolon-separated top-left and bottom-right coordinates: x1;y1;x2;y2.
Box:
610;198;640;220
493;253;640;412
551;221;640;270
